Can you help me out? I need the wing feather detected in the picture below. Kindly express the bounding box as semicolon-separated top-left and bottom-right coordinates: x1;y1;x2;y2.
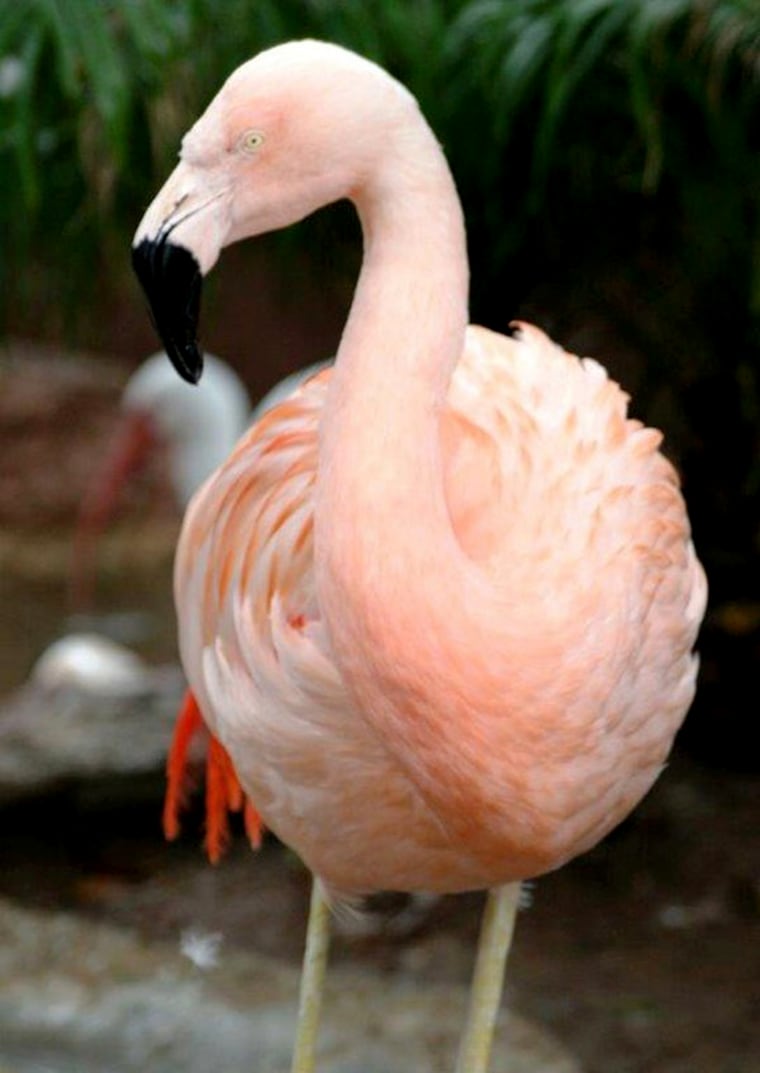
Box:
171;326;706;893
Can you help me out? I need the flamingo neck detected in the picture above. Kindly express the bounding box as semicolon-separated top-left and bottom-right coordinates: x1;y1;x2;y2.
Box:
314;120;515;854
316;120;470;632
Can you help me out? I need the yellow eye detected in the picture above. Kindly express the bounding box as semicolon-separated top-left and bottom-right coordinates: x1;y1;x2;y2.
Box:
239;129;264;154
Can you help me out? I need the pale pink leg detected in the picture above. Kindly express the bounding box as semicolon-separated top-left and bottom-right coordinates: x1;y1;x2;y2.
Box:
291;878;332;1073
455;883;522;1073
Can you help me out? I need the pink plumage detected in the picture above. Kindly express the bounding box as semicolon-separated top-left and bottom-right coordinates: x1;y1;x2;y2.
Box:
133;39;707;1071
173;323;704;896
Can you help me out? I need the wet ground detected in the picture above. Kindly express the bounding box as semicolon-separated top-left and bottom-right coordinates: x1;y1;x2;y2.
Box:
0;341;758;1072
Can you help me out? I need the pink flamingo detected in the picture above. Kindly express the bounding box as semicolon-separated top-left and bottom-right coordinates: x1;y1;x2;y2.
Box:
132;41;707;1073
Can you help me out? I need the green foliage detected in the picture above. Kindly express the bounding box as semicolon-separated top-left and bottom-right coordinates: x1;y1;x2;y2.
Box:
440;1;759;293
1;1;189;315
1;1;757;318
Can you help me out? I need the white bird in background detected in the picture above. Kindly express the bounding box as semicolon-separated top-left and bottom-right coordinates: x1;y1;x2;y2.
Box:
70;351;328;609
118;350;252;507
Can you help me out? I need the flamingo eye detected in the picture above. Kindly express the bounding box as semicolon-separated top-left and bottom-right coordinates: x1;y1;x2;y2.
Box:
239;129;265;154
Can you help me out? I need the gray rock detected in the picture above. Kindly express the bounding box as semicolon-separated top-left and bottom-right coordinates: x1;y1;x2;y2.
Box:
0;634;184;801
0;899;580;1073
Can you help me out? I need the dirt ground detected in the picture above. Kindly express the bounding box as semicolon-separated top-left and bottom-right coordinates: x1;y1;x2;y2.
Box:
0;754;757;1073
0;342;757;1073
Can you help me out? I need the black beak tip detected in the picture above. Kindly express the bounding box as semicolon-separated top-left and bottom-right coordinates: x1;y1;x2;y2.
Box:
131;237;205;384
166;339;204;385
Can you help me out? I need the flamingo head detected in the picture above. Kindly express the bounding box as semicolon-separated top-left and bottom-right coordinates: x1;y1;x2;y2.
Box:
132;39;417;383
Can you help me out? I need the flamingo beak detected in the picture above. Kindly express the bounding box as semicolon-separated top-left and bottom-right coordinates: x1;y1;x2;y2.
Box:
132;162;230;385
132;237;204;384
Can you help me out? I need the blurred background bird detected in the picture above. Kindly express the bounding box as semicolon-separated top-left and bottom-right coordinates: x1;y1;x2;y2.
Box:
70;351;330;611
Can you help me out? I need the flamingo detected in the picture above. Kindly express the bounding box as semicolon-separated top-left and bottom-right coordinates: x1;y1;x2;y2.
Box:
131;40;707;1073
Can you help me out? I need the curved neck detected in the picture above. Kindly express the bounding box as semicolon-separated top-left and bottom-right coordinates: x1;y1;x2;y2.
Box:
314;122;518;856
315;123;471;645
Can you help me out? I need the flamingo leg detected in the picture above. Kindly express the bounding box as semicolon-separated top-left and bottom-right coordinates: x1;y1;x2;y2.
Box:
454;882;521;1073
291;878;332;1073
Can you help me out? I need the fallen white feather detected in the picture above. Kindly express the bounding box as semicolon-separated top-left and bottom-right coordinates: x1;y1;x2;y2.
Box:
180;927;224;970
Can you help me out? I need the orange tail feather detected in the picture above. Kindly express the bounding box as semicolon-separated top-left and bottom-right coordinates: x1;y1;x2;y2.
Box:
163;690;203;842
244;798;263;850
163;688;264;862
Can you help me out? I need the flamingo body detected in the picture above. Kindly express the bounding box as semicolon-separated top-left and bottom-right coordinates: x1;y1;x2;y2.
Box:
132;40;707;1069
175;323;704;896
